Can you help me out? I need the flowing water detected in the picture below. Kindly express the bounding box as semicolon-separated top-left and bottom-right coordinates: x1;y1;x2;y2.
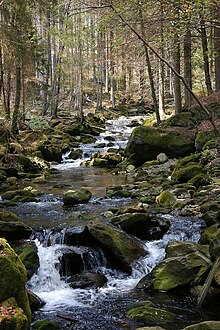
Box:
2;115;217;329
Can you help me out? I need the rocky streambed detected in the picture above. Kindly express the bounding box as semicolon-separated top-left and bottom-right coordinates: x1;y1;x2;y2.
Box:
1;108;220;329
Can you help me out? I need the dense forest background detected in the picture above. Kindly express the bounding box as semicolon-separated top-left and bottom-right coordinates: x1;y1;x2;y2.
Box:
0;0;220;133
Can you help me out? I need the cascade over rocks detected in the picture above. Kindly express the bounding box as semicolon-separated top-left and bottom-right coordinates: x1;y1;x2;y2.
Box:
87;222;147;272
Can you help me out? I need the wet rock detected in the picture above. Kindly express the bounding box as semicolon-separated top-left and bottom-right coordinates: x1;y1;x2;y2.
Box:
156;190;176;208
125;126;196;165
67;271;107;289
63;188;92;205
64;226;93;246
1;189;38;202
32;320;61;330
94;143;106;148
182;321;220;330
151;241;211;291
126;302;175;323
0;221;32;242
87;222;147;273
188;173;211;188
106;185;131;198
111;212;170;240
68;149;83;160
89;151;122;167
59;246;90;276
135;327;166;330
13;240;39;280
0;297;29;330
0;239;31;327
199;225;220;245
27;290;45;312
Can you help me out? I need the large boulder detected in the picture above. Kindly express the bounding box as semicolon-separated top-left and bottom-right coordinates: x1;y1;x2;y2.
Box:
111;212;170;240
87;222;147;272
137;241;211;291
0;222;32;242
63;188;92;205
125;126;196;165
0;239;31;328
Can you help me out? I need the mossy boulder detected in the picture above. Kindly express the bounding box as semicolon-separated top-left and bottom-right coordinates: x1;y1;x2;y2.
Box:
188;173;211;188
0;239;31;327
87;222;147;272
165;112;193;128
13;241;39;280
0;297;29;330
195;121;218;151
125;126;196;165
32;320;61;330
1;189;37;202
135;327;166;330
182;321;220;330
0;210;19;222
156;190;175;207
199;225;220;245
127;304;175;323
63;188;92;205
171;165;204;183
0;221;32;242
106;186;131;198
111;212;169;240
137;242;212;291
150;242;211;291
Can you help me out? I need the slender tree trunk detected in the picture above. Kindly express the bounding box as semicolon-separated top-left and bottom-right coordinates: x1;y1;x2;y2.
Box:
109;31;116;108
200;15;213;95
11;64;21;134
184;28;193;108
173;25;182;114
214;4;220;91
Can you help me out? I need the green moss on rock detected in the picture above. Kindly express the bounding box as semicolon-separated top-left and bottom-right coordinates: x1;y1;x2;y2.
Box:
0;297;28;330
32;320;61;330
172;165;204;183
127;305;175;323
156;190;175;207
0;239;31;327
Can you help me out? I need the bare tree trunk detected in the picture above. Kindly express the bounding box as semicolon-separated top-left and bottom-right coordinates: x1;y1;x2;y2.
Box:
172;23;182;114
214;4;220;91
200;15;213;95
184;28;193;108
109;31;116;108
11;64;21;134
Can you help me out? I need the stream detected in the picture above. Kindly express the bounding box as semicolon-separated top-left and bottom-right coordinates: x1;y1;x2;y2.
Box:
3;115;218;329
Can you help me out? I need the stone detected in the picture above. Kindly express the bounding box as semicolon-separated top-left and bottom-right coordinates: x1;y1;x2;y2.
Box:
13;240;39;280
0;221;32;242
182;321;220;330
27;290;45;312
87;222;147;273
32;320;61;330
151;242;211;291
67;271;107;289
0;239;31;327
156;190;175;207
111;212;170;240
156;153;168;164
0;297;29;330
60;246;90;276
126;305;175;323
135;327;166;330
125;126;196;165
63;188;92;205
171;165;204;183
188;173;211;188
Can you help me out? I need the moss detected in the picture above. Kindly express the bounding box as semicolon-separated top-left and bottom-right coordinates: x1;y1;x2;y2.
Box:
14;243;39;280
156;190;175;207
0;297;28;330
127;305;175;323
199;225;220;245
188;173;211;188
0;239;31;327
174;154;200;169
32;320;61;330
172;165;204;183
0;210;19;222
195;130;217;151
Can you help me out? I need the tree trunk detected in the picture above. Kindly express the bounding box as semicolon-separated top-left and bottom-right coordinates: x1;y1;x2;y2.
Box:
214;4;220;91
200;15;213;95
173;28;182;114
184;28;193;108
11;65;21;134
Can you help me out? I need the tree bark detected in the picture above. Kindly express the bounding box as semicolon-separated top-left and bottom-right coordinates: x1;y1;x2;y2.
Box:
214;4;220;91
184;28;193;108
11;65;21;134
200;15;213;95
